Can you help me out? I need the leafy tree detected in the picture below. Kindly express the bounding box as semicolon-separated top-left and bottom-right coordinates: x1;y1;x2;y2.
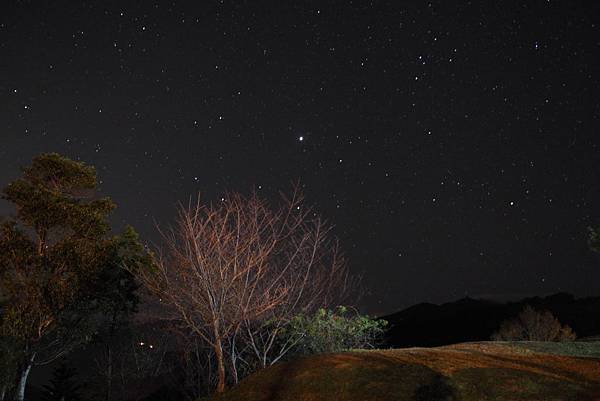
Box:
281;306;387;356
93;227;149;401
41;364;81;401
491;305;576;341
0;153;148;401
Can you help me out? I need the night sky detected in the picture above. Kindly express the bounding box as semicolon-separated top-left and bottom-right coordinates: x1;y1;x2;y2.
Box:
1;1;599;314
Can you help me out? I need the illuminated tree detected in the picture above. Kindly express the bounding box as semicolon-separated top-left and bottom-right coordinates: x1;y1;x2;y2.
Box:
280;306;387;356
134;189;352;393
0;154;148;401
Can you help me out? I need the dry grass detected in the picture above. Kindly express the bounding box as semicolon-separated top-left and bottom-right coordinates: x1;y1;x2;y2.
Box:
209;342;600;401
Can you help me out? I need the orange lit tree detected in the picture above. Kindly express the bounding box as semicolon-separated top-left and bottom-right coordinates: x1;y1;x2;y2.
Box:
134;189;352;393
0;154;149;401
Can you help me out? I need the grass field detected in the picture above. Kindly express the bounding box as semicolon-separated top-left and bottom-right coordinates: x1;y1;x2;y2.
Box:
210;342;600;401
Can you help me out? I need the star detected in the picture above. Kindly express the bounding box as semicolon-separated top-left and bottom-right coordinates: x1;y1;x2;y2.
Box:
1;0;597;315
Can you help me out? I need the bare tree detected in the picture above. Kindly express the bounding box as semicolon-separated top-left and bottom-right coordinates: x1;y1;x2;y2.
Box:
492;305;576;341
240;237;349;372
133;189;352;393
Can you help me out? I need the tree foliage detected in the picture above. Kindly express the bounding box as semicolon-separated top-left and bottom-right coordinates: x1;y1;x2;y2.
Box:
588;226;600;253
491;305;576;342
281;306;387;356
0;153;148;401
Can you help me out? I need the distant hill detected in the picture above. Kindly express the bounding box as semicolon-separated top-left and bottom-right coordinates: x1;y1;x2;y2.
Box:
381;292;600;348
209;342;600;401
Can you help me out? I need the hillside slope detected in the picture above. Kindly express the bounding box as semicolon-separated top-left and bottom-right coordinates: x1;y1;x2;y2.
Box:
382;293;600;347
211;342;600;401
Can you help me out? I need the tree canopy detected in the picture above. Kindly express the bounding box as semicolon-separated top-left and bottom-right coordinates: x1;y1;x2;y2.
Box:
0;153;150;401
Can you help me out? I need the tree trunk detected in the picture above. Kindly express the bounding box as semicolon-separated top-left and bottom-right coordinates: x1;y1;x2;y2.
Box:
36;229;47;257
230;343;239;385
14;353;35;401
213;337;226;393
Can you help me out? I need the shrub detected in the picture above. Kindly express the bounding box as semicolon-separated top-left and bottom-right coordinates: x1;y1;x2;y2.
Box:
491;305;576;342
282;306;387;356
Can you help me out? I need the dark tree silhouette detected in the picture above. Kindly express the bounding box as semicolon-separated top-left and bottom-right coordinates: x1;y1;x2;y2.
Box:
41;364;81;401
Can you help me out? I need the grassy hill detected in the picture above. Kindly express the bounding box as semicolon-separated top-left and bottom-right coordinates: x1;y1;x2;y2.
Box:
210;342;600;401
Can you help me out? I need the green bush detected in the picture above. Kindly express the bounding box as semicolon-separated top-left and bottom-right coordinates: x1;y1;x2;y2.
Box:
282;306;387;356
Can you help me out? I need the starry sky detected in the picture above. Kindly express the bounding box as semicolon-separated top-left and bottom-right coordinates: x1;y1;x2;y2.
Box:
1;1;599;314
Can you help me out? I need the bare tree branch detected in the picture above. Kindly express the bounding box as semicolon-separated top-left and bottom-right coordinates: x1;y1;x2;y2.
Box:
132;189;355;392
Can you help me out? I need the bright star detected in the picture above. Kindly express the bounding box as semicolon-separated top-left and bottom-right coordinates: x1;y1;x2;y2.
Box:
298;136;304;141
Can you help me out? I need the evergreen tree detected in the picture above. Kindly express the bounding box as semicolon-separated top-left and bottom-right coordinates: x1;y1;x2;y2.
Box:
41;364;81;401
0;153;150;401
